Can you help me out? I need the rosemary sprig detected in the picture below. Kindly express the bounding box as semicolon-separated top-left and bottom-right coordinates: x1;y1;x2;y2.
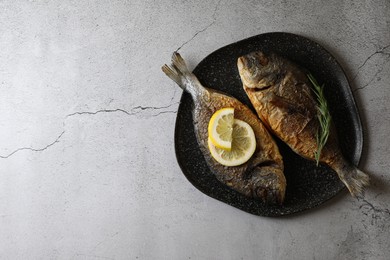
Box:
307;74;331;166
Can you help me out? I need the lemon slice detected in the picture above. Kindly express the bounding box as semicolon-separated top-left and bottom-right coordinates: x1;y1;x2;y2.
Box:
208;119;256;166
208;108;234;151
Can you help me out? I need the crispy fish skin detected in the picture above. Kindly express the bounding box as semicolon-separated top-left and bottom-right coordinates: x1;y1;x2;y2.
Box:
162;52;286;204
237;51;369;197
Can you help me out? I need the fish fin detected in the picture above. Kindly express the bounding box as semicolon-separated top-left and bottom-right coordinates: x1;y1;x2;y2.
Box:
268;93;315;134
171;52;191;74
162;52;208;99
161;64;183;88
161;52;192;89
335;164;370;197
269;93;312;118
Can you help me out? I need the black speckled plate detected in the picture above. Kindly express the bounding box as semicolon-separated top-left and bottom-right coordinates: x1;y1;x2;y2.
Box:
174;32;363;217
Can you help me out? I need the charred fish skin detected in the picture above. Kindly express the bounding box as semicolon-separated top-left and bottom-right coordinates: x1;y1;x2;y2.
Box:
162;52;286;204
237;51;369;197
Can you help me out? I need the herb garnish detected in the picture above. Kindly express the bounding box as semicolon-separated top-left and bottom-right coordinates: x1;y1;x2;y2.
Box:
307;74;331;166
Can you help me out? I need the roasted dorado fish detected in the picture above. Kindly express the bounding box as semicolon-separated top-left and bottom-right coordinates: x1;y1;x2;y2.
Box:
237;51;369;197
162;52;286;204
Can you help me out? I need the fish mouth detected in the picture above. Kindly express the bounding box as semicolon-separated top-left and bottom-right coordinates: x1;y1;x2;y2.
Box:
247;84;273;92
237;56;251;71
238;52;269;70
237;56;259;76
237;54;272;90
237;56;247;76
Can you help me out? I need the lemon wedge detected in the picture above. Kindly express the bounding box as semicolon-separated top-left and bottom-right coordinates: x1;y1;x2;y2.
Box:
208;119;256;167
208;108;235;151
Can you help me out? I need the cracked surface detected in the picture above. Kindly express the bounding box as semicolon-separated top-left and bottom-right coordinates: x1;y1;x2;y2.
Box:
0;0;389;259
175;0;222;52
0;103;177;159
0;131;65;159
353;44;390;92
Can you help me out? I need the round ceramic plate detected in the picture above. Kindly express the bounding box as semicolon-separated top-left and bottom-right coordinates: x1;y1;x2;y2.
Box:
174;32;363;217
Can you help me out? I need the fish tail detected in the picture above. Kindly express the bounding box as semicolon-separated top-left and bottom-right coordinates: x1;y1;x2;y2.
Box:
161;52;192;89
162;52;207;98
161;64;183;89
171;52;191;74
333;161;369;197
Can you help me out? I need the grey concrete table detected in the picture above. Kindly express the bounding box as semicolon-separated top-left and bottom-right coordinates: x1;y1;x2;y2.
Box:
1;1;389;259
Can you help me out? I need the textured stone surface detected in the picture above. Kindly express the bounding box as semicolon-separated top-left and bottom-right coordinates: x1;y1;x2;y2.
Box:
0;0;389;259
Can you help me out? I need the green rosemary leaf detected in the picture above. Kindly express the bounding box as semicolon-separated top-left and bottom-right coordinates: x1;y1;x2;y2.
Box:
307;74;331;166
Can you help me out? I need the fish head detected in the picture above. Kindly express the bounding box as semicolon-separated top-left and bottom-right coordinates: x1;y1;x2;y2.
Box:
237;51;280;90
250;166;286;204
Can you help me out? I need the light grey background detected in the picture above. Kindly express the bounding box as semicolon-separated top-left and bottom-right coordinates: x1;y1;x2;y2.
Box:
1;0;389;259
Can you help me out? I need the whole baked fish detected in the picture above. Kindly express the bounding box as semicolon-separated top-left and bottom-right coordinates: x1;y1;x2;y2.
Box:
237;51;369;197
162;52;286;204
